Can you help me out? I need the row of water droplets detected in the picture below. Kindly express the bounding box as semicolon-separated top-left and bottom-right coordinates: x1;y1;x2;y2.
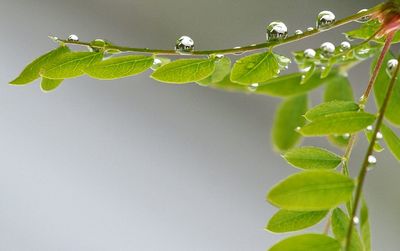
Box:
61;8;380;83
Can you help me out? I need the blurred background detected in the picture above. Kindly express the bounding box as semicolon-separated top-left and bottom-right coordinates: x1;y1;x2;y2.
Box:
1;0;399;250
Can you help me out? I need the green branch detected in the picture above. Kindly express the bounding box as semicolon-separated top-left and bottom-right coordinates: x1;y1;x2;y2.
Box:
56;4;383;56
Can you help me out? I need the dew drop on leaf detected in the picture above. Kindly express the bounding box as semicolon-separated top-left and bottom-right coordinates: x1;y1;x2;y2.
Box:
307;27;315;32
304;48;316;59
366;125;373;132
320;42;335;57
67;34;79;42
386;59;399;76
266;21;288;41
316;10;336;29
175;35;194;54
247;83;259;92
339;41;351;51
376;132;383;140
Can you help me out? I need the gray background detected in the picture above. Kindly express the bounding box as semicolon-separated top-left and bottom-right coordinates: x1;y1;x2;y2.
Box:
1;0;399;250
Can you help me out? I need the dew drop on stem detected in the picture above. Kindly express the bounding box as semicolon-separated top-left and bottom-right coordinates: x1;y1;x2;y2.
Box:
316;10;336;29
356;9;371;23
387;59;399;76
175;35;194;55
266;21;288;41
67;34;79;42
304;48;316;59
320;42;335;57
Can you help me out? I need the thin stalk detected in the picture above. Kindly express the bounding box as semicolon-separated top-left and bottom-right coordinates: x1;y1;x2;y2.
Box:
345;52;400;251
360;31;395;106
56;4;382;56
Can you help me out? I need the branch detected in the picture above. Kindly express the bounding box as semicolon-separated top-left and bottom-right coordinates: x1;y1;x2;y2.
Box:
345;43;400;251
55;4;383;56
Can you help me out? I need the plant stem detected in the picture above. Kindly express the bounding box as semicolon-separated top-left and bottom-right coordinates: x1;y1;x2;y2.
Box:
56;4;382;56
360;31;395;106
344;52;400;251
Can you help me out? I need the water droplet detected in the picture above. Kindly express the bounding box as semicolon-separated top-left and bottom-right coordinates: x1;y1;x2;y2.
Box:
340;41;351;51
300;65;312;73
320;42;335;57
151;58;163;71
366;125;373;131
368;155;377;165
376;131;383;140
304;48;316;59
356;9;371;23
316;11;336;29
48;36;59;42
295;29;303;35
295;126;301;132
175;35;194;54
306;27;314;32
250;44;257;47
67;34;79;42
354;47;371;60
352;216;360;225
387;59;399;76
266;21;288;41
343;133;350;139
248;83;259;92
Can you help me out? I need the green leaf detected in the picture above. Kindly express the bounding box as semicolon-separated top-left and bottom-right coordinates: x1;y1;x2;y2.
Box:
230;52;288;85
269;234;341;251
10;46;70;85
331;208;363;251
304;101;359;121
40;52;103;79
266;210;328;233
255;71;329;97
40;78;63;92
267;171;355;211
324;74;354;102
299;112;376;136
151;58;216;84
381;123;400;161
272;95;308;152
345;20;400;44
283;147;342;170
360;199;371;251
84;55;154;80
197;57;231;85
373;52;400;126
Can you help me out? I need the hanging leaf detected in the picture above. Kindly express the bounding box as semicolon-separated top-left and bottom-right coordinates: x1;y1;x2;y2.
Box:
324;74;354;102
381;123;400;161
84;55;154;80
40;78;63;92
255;71;331;97
299;112;376;136
40;51;103;79
304;101;360;121
360;199;371;251
230;52;289;85
266;209;328;233
151;58;216;84
269;234;341;251
197;57;231;85
331;208;363;251
283;146;342;170
272;95;308;152
267;171;355;211
10;46;70;85
373;52;400;126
